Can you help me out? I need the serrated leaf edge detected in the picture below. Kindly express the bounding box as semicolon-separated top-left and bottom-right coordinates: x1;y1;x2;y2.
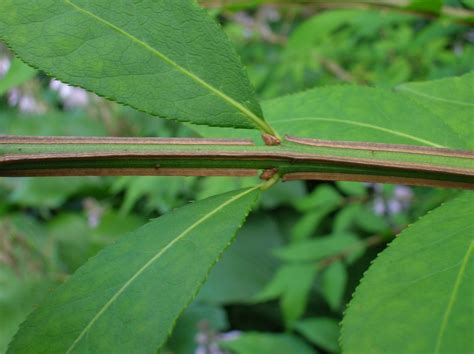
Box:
7;186;261;354
338;192;468;352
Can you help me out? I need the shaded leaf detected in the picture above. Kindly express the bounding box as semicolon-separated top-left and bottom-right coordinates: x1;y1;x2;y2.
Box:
7;187;260;354
0;269;53;354
333;204;363;233
341;192;474;354
354;206;390;234
320;261;347;312
295;317;340;353
166;303;228;354
111;176;196;215
0;111;108;136
407;0;442;13
0;0;269;132
295;185;342;212
221;332;316;354
336;182;367;198
256;264;317;328
197;214;282;305
196;176;260;201
47;212;144;273
260;181;306;209
462;0;474;9
290;208;333;242
275;234;363;263
5;177;103;209
291;185;343;242
0;57;36;96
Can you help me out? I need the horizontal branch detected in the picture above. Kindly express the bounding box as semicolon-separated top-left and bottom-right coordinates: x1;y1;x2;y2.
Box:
1;135;473;189
199;0;474;24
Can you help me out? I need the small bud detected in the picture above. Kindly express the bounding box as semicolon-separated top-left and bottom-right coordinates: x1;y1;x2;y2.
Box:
260;168;278;180
262;133;280;146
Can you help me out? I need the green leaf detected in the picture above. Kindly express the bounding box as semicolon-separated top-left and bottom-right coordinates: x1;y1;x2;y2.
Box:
407;0;442;13
0;111;108;136
295;185;342;212
195;176;260;201
196;214;283;305
0;215;59;353
462;0;474;9
166;303;228;354
5;177;103;209
0;57;36;96
320;261;347;312
333;204;363;233
336;182;367;198
291;208;336;242
256;264;317;328
220;332;316;354
112;176;196;215
7;187;260;354
263;86;466;149
295;317;340;353
0;269;54;354
291;185;343;242
354;206;390;234
0;0;273;133
341;192;474;354
47;212;144;273
397;71;474;148
275;234;363;263
260;181;307;209
193;82;469;151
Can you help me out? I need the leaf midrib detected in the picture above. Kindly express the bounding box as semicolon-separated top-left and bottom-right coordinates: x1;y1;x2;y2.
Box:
64;0;269;133
271;117;444;147
65;186;259;354
434;240;473;354
398;86;474;107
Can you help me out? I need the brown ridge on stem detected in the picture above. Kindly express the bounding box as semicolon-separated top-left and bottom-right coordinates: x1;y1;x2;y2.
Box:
0;135;255;146
285;135;474;159
283;172;474;190
2;168;258;177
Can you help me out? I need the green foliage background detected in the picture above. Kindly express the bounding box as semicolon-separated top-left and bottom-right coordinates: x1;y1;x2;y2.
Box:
0;3;473;353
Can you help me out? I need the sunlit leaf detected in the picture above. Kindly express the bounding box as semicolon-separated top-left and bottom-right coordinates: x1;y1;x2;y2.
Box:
264;86;466;148
191;84;467;150
397;71;474;148
0;0;270;132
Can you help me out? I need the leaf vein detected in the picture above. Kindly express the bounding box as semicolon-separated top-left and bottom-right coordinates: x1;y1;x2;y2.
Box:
398;86;474;107
434;240;474;354
63;0;268;132
65;186;259;353
272;117;444;147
